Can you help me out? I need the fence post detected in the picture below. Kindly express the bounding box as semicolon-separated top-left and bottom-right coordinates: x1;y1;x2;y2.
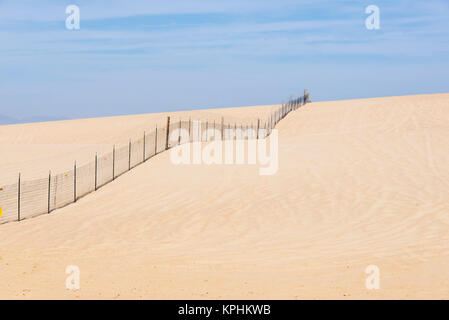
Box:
74;162;77;202
154;126;158;155
213;120;216;140
18;173;21;221
128;140;131;171
112;144;115;180
48;170;51;213
206;120;208;141
221;117;224;140
165;116;170;150
178;120;182;145
143;131;146;162
282;100;284;119
188;118;191;142
257;119;260;139
95;153;98;191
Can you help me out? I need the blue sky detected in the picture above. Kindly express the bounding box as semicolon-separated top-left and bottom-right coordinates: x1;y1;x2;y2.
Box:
1;0;448;122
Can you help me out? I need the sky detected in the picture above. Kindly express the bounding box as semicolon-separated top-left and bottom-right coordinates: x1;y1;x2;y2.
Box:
1;0;448;123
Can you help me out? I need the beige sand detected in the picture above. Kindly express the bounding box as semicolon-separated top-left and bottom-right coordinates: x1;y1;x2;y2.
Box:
0;105;276;185
0;93;448;299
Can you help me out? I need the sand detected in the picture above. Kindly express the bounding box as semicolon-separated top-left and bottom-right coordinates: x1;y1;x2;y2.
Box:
0;93;448;299
0;105;276;185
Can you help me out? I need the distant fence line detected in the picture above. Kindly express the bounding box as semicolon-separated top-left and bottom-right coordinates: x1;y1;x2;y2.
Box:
0;90;311;224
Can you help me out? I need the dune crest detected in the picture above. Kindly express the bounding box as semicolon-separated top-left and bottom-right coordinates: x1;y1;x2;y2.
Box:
0;93;448;299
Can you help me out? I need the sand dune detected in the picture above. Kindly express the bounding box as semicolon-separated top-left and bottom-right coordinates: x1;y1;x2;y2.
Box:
0;93;448;299
0;105;276;185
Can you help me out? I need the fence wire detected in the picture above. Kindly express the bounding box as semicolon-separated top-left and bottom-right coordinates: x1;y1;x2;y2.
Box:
77;161;95;199
54;170;75;210
98;152;114;188
0;183;18;222
20;177;49;220
114;144;129;178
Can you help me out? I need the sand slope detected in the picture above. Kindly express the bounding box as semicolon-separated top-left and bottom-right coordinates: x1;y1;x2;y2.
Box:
0;94;448;299
0;105;276;185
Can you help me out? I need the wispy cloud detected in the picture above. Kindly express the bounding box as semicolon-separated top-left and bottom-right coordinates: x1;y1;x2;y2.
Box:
1;0;448;121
